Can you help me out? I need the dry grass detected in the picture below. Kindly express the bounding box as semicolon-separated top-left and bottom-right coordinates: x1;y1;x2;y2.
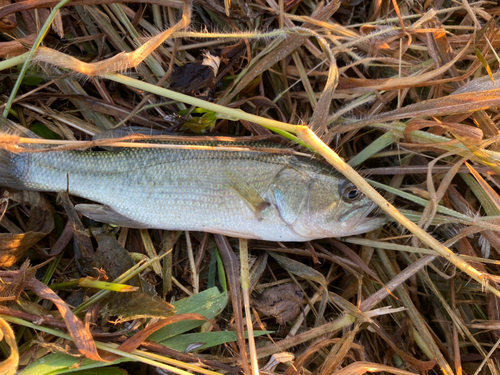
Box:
0;0;500;374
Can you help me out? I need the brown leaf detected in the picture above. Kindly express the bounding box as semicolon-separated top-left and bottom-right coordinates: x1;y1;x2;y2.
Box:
26;277;104;361
252;283;304;325
103;313;208;362
404;119;483;143
327;239;389;288
0;260;36;301
170;58;217;93
0;193;54;267
334;88;500;132
103;292;175;323
218;0;340;106
369;323;437;372
335;35;469;94
20;7;49;35
0;317;18;375
57;192;98;276
268;251;327;289
0;232;49;268
0;0;15;31
0;35;35;58
49;221;74;257
94;232;149;290
310;53;338;135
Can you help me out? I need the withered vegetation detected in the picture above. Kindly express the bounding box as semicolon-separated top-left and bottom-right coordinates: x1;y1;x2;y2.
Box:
0;0;499;374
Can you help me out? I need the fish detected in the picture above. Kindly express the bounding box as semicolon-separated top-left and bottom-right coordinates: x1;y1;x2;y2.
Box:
0;138;384;241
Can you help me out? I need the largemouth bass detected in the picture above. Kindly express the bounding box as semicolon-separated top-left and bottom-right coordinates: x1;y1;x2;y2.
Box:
0;140;383;241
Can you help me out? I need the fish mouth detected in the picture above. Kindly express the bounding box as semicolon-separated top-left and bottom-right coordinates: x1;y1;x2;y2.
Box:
342;202;387;235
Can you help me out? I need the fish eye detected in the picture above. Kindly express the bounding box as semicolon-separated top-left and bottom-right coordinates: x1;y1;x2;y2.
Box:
342;184;362;202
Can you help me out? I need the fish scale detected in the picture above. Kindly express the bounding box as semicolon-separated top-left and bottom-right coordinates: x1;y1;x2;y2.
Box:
0;141;384;241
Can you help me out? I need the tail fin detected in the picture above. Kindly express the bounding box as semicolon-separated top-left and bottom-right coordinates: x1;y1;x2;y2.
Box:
0;117;32;189
0;147;25;189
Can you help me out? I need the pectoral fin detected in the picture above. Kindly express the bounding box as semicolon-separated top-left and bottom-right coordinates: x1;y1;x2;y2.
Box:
225;171;270;220
75;204;149;228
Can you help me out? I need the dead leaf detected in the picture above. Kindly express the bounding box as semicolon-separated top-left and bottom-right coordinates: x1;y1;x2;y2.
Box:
268;251;327;289
0;192;54;267
252;283;304;325
0;232;49;268
0;317;18;375
0;0;16;31
0;35;35;58
170;52;220;94
103;313;208;362
26;277;104;361
103;292;175;323
218;0;340;106
0;260;36;302
404;119;483;143
333;88;500;132
94;231;150;291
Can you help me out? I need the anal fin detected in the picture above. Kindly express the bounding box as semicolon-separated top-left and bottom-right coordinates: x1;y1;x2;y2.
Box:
75;204;149;228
